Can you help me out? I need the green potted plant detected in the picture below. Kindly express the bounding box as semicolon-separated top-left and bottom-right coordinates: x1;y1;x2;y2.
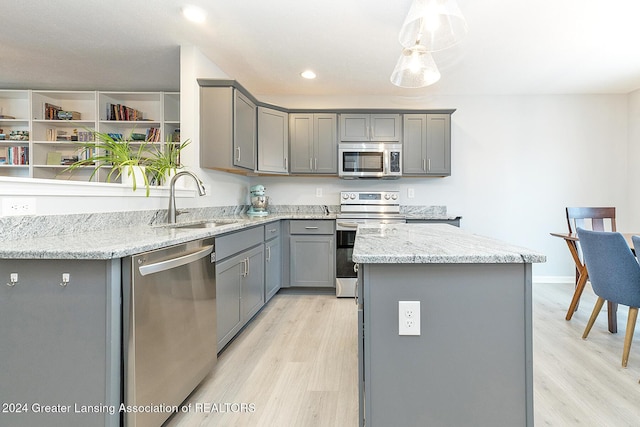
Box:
147;138;191;186
65;130;153;196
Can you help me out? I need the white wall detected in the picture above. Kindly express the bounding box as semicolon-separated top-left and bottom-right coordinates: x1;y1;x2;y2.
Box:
256;93;630;280
628;88;640;229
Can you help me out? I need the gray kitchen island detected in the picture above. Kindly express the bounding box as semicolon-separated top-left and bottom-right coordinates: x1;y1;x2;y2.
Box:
353;223;546;427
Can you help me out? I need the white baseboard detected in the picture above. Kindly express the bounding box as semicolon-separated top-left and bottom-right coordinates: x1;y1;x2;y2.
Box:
533;275;575;284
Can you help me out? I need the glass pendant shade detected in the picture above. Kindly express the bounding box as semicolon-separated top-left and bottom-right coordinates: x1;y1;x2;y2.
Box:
399;0;468;51
390;44;441;88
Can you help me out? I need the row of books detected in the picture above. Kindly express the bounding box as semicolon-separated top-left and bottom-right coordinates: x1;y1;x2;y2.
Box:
43;103;82;120
106;103;145;121
45;129;94;142
0;146;29;165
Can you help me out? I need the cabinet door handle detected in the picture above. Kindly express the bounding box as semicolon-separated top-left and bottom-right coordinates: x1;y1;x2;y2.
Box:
285;157;288;170
428;158;431;171
245;257;250;276
422;159;426;172
310;158;313;170
266;246;271;262
315;158;318;170
236;147;241;162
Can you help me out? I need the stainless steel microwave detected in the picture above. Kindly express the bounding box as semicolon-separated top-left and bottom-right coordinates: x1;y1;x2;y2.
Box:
338;142;402;179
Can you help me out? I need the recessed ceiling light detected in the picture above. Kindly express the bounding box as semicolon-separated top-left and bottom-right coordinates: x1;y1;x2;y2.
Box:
301;70;317;80
182;5;207;23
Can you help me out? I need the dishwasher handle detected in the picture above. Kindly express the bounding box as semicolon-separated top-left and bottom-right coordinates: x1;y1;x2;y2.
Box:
138;245;214;276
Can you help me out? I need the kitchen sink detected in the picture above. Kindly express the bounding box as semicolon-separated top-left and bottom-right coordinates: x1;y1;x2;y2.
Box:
169;219;238;229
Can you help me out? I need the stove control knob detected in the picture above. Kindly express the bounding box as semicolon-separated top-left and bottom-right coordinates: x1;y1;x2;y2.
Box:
342;193;349;200
391;193;398;200
350;193;356;200
384;194;391;200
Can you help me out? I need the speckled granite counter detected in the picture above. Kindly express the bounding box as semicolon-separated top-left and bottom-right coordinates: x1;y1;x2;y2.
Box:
352;223;545;264
0;205;337;260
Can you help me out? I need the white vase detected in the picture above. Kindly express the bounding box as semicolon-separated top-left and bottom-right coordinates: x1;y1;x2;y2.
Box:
120;165;147;191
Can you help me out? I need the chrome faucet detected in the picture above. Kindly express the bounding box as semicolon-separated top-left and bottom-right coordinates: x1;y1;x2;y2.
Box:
168;171;207;224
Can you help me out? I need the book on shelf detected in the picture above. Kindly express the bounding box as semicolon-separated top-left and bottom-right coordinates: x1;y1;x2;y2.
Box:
105;103;145;121
1;146;29;165
57;110;81;120
43;103;62;120
46;151;62;165
145;127;160;142
0;114;16;119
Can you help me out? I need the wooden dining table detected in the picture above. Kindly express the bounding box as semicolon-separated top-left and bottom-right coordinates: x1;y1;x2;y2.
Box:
550;231;639;334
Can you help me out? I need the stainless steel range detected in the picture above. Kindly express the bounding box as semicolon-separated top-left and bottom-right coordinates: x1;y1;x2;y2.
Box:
336;190;406;297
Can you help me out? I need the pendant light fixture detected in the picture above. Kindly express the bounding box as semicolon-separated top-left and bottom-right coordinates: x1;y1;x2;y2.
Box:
398;0;468;52
390;43;441;88
390;0;467;88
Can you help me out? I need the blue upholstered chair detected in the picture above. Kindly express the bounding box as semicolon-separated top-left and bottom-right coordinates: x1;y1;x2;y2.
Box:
577;228;640;367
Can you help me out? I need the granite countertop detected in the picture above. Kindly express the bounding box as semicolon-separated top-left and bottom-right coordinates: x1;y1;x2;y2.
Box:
0;204;463;260
0;212;334;260
352;223;546;264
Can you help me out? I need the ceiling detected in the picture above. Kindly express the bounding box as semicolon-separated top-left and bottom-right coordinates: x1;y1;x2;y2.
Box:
2;0;640;96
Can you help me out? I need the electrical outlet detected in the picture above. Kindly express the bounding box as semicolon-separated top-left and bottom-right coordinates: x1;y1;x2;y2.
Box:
407;188;415;199
2;197;37;216
399;301;421;335
316;188;323;197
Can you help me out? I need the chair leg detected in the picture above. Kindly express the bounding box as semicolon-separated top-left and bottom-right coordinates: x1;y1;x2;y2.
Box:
622;307;639;368
582;297;605;339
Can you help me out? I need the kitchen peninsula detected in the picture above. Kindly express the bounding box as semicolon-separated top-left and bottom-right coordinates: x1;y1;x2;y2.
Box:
353;223;545;427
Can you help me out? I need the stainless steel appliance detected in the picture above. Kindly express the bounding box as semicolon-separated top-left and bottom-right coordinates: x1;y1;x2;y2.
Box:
338;142;402;179
123;238;217;427
336;190;406;297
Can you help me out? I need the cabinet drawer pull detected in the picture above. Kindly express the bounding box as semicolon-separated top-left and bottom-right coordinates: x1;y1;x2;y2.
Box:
268;228;277;233
305;226;319;230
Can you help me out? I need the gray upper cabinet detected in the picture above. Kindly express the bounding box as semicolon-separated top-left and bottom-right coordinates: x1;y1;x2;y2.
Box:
289;113;338;174
200;86;256;172
403;113;451;176
340;113;401;142
258;106;288;174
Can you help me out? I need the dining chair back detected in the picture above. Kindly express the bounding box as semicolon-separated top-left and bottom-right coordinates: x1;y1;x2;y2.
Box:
577;227;640;367
566;207;616;233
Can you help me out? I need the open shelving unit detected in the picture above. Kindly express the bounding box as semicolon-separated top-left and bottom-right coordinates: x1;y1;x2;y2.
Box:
0;89;180;183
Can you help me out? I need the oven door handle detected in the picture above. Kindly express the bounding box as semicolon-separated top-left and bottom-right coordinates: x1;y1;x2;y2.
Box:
337;222;360;229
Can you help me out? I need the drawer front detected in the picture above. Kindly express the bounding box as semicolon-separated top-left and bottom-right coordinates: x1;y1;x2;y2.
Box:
216;225;264;260
264;221;281;241
289;220;335;235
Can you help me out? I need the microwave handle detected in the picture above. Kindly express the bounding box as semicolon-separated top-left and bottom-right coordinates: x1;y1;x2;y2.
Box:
384;152;390;174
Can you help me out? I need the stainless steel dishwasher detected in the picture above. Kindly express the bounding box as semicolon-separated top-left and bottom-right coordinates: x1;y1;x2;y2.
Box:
122;238;216;427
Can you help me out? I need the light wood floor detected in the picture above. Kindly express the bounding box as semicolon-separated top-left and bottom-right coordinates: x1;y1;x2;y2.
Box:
166;283;640;427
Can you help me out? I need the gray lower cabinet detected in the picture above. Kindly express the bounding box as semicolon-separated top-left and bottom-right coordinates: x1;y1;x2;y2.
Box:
257;106;289;174
264;222;282;302
359;262;533;426
200;85;257;172
0;259;120;427
265;236;281;302
215;226;265;352
289;113;338;174
403;113;451;176
289;220;335;287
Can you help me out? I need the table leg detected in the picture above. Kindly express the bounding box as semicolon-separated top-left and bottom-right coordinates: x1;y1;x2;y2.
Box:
607;302;618;333
566;266;588;320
